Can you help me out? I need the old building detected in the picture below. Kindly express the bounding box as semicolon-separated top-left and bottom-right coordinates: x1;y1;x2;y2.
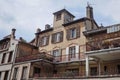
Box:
10;4;120;80
84;23;120;76
0;29;18;80
29;5;98;78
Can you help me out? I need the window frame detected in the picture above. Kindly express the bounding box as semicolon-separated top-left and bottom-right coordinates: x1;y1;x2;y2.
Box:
69;46;76;58
70;28;77;39
56;13;61;21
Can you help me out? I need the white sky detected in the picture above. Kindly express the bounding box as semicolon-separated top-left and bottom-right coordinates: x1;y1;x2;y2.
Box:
0;0;120;41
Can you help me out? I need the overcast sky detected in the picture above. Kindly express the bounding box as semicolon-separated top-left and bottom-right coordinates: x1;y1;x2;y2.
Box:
0;0;119;41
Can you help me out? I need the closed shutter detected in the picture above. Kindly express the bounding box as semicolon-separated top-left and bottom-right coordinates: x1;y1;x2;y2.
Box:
66;47;69;55
60;31;63;42
51;34;55;43
39;37;42;47
76;45;79;53
46;36;49;45
76;26;80;38
66;29;70;40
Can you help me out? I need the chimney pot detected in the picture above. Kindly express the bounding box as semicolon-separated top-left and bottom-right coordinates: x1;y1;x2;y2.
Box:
45;24;50;30
36;28;41;33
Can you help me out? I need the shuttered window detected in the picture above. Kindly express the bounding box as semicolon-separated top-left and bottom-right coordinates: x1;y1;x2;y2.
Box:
39;36;49;46
66;26;80;40
69;46;76;58
52;31;63;43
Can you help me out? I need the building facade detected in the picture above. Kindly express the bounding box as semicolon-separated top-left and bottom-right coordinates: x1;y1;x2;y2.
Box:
8;5;120;80
0;29;18;80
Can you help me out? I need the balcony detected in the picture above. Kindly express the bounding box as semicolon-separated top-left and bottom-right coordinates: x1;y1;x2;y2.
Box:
15;52;54;63
53;53;84;63
86;38;120;52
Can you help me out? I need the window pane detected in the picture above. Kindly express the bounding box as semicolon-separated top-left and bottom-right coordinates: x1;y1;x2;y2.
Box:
70;28;76;39
8;51;13;62
0;72;1;80
53;50;60;57
1;53;6;63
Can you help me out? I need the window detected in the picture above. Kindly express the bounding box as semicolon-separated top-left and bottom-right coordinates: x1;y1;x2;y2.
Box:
21;66;27;80
90;67;97;76
40;36;49;46
66;27;80;40
13;67;18;80
34;67;40;77
53;49;60;57
117;65;120;74
8;51;13;62
69;46;76;58
1;53;6;63
52;32;63;43
56;13;61;21
42;37;47;46
4;71;9;80
55;33;61;42
70;28;76;39
0;72;1;80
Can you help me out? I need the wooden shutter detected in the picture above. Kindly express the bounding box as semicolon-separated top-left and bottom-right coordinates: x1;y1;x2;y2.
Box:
76;45;79;54
76;26;80;38
46;36;49;45
60;31;63;42
51;34;55;43
39;37;42;47
66;29;70;40
66;47;69;55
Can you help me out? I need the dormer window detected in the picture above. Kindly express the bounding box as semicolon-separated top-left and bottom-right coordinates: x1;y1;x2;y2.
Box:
56;13;61;21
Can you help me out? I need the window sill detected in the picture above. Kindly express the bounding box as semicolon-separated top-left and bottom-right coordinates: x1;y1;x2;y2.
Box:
0;48;9;52
52;41;63;44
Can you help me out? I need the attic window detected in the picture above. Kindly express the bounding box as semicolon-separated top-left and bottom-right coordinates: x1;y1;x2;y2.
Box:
56;13;61;21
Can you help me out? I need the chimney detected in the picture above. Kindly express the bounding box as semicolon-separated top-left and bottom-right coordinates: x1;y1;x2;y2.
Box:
36;28;41;33
45;24;50;30
35;28;41;46
86;4;94;19
11;28;16;39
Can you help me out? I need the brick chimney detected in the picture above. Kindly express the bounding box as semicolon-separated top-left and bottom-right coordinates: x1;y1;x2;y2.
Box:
35;28;41;46
11;28;16;39
86;4;94;19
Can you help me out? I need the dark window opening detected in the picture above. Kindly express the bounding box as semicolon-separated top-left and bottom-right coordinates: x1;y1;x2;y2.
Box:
4;71;9;80
12;67;18;80
90;67;97;76
33;67;41;77
1;53;6;63
56;13;61;21
117;65;120;74
8;51;13;62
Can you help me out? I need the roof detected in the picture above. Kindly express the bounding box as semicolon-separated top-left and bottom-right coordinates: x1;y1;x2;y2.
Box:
53;9;75;18
36;27;53;34
63;17;90;26
19;41;38;49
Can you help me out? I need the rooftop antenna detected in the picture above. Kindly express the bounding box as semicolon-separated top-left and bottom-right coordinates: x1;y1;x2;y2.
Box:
87;1;95;7
64;5;66;9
